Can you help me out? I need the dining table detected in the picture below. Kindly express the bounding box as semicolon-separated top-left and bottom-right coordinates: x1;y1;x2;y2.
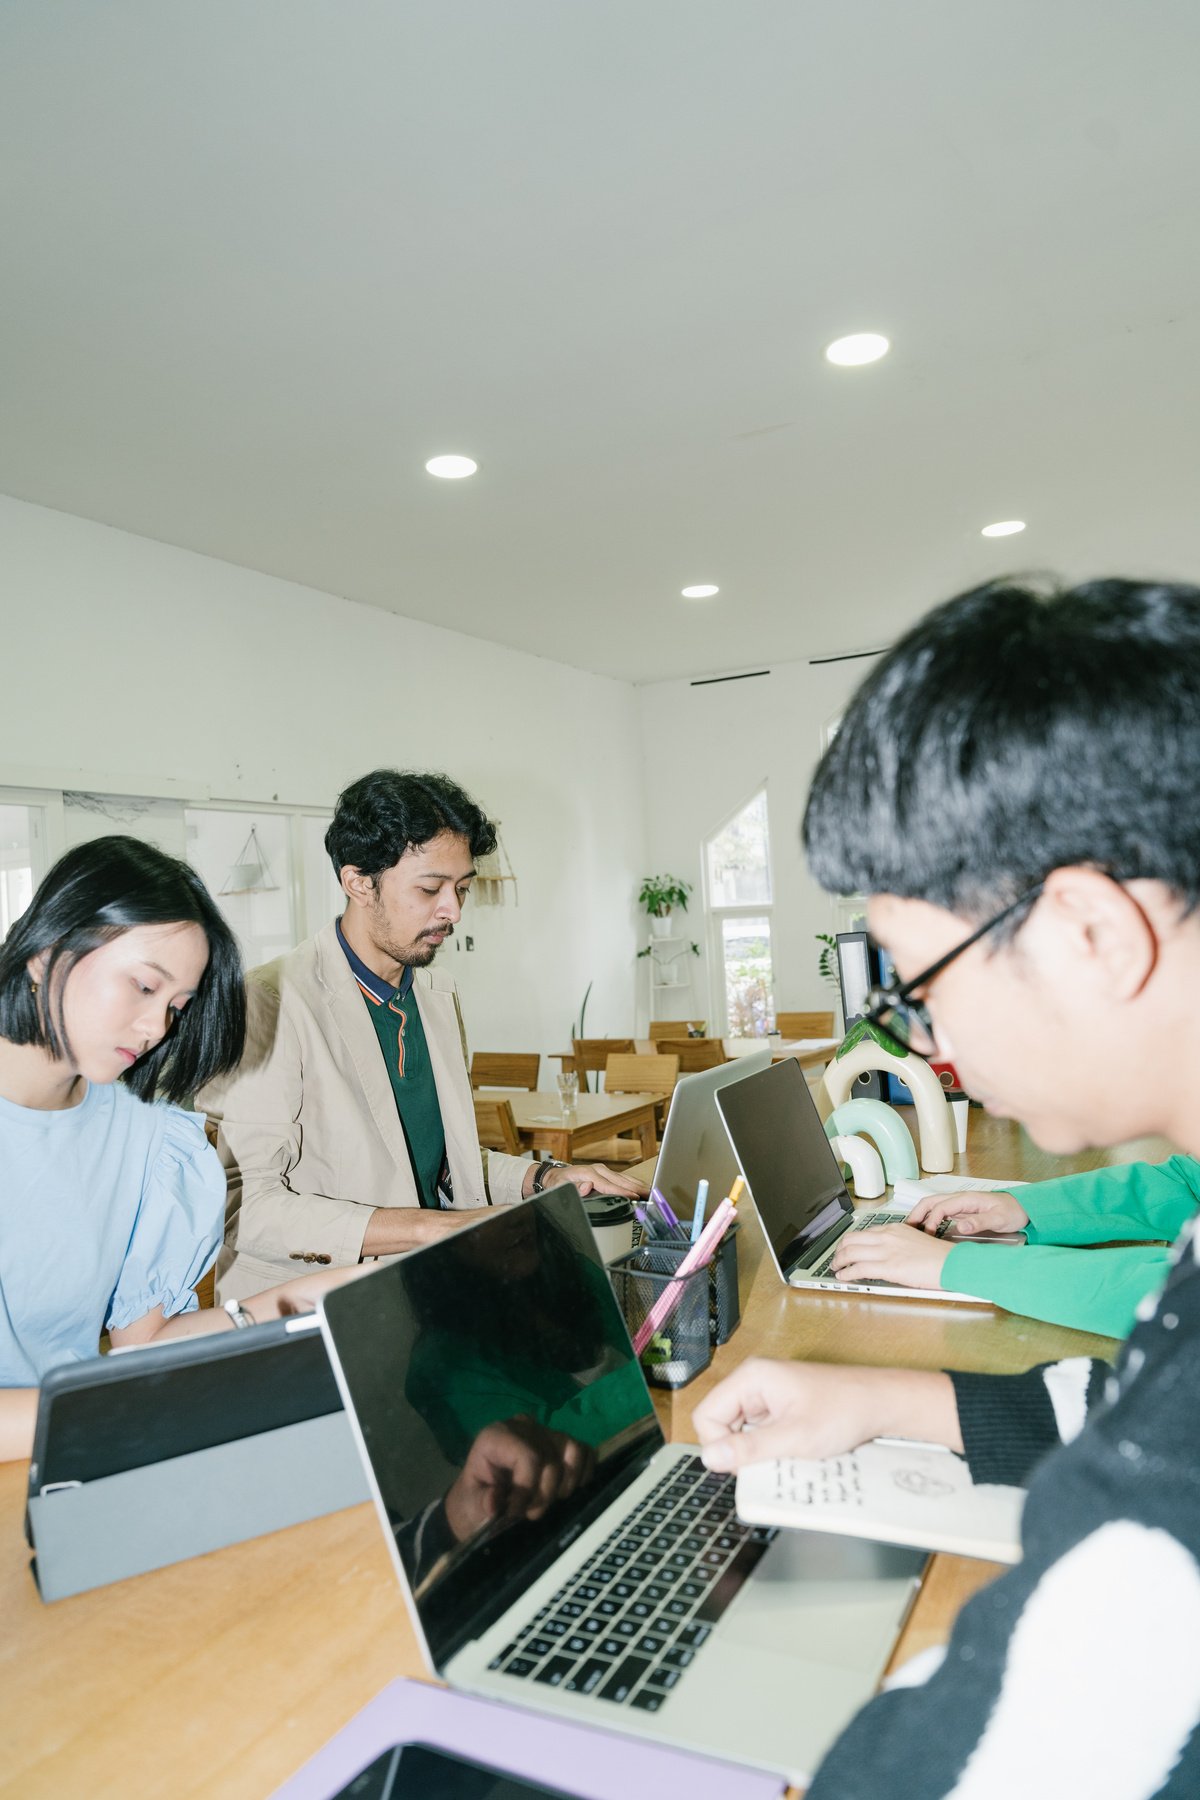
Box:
475;1087;659;1164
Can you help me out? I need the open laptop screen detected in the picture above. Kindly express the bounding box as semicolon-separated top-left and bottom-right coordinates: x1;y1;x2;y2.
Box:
650;1047;772;1220
320;1190;662;1668
716;1059;852;1279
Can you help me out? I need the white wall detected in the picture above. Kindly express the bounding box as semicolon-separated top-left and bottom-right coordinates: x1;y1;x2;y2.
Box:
635;655;873;1030
0;494;647;1058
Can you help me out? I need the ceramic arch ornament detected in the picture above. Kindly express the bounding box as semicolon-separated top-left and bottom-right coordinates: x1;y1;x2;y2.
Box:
822;1099;919;1183
817;1019;955;1174
829;1132;887;1200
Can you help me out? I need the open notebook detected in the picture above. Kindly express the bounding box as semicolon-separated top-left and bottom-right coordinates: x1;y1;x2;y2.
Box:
735;1441;1024;1566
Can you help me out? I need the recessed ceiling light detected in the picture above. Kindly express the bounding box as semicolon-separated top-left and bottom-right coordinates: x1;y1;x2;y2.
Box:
681;584;720;599
824;332;890;367
425;454;478;479
980;519;1026;538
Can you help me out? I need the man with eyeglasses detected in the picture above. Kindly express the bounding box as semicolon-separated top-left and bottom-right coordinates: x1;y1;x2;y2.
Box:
694;577;1200;1797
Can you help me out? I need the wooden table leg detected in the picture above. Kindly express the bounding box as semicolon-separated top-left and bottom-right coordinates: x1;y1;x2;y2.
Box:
635;1107;656;1159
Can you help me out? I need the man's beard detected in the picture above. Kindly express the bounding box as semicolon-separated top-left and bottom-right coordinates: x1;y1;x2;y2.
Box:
373;918;454;968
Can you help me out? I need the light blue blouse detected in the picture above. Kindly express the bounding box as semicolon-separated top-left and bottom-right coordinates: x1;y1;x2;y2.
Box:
0;1080;224;1385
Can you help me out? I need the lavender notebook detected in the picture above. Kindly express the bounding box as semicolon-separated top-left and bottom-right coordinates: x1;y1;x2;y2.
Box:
271;1678;784;1800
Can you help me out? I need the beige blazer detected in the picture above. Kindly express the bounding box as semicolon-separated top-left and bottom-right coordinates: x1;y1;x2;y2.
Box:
199;920;529;1300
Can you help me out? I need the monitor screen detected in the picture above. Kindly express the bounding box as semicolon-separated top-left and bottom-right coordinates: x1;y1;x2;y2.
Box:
716;1059;851;1278
320;1190;662;1667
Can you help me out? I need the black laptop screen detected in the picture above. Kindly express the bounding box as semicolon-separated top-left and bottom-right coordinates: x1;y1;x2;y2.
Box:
716;1058;852;1278
320;1190;662;1668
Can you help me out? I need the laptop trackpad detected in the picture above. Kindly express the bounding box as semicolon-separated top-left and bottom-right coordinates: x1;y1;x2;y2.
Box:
719;1528;926;1669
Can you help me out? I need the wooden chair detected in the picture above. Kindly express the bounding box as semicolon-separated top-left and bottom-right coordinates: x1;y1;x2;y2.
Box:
571;1037;636;1093
473;1095;525;1155
648;1019;697;1045
774;1010;836;1039
470;1051;540;1091
580;1051;679;1165
669;1036;728;1074
604;1052;680;1100
604;1051;680;1149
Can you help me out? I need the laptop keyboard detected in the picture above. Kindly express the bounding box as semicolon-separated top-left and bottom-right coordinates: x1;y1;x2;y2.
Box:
809;1209;909;1278
487;1453;776;1712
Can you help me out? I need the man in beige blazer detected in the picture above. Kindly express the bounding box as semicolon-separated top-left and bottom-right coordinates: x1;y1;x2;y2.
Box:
202;770;640;1300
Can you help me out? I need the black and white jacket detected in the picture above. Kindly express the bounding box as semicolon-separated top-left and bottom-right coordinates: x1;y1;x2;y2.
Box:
809;1224;1200;1798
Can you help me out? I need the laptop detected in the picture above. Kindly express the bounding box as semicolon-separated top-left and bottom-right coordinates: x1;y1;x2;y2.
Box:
716;1058;992;1302
319;1190;925;1786
649;1046;772;1220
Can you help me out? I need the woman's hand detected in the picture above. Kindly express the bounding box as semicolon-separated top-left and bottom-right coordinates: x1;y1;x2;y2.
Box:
906;1189;1029;1237
691;1357;961;1471
830;1222;954;1289
268;1263;374;1317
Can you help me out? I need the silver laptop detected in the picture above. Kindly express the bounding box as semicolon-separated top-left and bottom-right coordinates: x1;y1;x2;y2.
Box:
649;1046;772;1221
318;1191;924;1786
716;1058;992;1303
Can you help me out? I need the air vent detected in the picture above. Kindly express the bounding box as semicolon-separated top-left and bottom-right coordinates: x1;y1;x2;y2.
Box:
689;669;771;688
808;647;889;667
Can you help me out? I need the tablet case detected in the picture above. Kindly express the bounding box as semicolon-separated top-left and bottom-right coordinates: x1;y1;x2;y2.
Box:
26;1314;368;1602
270;1676;785;1800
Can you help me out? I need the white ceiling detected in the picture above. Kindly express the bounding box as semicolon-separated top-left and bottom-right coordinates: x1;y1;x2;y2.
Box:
2;2;1199;683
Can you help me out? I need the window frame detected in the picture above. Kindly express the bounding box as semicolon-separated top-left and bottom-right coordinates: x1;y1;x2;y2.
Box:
701;785;777;1037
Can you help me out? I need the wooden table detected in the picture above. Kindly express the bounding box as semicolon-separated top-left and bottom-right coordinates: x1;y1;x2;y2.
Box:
476;1088;658;1163
2;1110;1160;1800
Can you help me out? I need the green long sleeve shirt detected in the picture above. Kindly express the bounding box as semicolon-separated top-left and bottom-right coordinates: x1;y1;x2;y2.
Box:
940;1154;1200;1338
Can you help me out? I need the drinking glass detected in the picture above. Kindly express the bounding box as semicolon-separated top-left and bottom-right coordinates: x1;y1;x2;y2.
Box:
556;1070;579;1117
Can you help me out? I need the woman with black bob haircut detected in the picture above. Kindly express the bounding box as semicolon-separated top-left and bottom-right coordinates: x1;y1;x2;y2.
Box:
0;833;246;1103
0;835;359;1462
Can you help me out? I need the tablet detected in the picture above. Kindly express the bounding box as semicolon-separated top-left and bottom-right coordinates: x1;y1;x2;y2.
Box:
26;1313;367;1601
30;1311;341;1489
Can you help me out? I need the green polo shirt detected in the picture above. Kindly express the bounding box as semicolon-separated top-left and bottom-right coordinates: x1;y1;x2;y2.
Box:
337;920;447;1209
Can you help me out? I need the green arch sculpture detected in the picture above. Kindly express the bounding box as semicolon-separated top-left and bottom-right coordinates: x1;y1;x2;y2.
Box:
823;1098;919;1183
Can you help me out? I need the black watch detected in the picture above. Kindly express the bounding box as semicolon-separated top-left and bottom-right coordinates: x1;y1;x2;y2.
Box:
530;1160;566;1194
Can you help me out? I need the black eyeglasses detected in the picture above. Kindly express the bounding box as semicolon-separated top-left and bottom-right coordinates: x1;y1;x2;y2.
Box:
862;882;1045;1056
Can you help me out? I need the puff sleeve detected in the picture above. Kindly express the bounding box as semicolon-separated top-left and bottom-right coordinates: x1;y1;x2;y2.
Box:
105;1107;224;1331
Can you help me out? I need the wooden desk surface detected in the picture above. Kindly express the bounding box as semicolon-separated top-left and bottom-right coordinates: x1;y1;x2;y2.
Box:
475;1088;658;1162
1;1110;1158;1800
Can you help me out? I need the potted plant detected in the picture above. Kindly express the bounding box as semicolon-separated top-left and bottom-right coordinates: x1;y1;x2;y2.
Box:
815;931;844;1032
638;874;693;938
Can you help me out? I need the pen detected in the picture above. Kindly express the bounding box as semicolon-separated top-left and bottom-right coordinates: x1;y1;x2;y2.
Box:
636;1202;669;1241
690;1178;709;1245
651;1189;687;1241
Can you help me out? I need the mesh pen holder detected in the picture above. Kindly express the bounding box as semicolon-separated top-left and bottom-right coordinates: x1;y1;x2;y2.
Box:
610;1244;712;1388
707;1224;740;1347
627;1225;741;1347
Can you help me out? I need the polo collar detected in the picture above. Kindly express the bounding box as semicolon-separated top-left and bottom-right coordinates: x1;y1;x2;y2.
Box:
336;917;414;1005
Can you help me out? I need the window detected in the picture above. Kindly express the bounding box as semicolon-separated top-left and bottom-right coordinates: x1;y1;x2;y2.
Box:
0;791;64;938
184;807;339;969
185;809;297;970
0;806;40;937
704;789;776;1035
0;784;339;969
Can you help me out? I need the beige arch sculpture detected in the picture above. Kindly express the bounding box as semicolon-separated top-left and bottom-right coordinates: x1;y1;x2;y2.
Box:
816;1020;956;1174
